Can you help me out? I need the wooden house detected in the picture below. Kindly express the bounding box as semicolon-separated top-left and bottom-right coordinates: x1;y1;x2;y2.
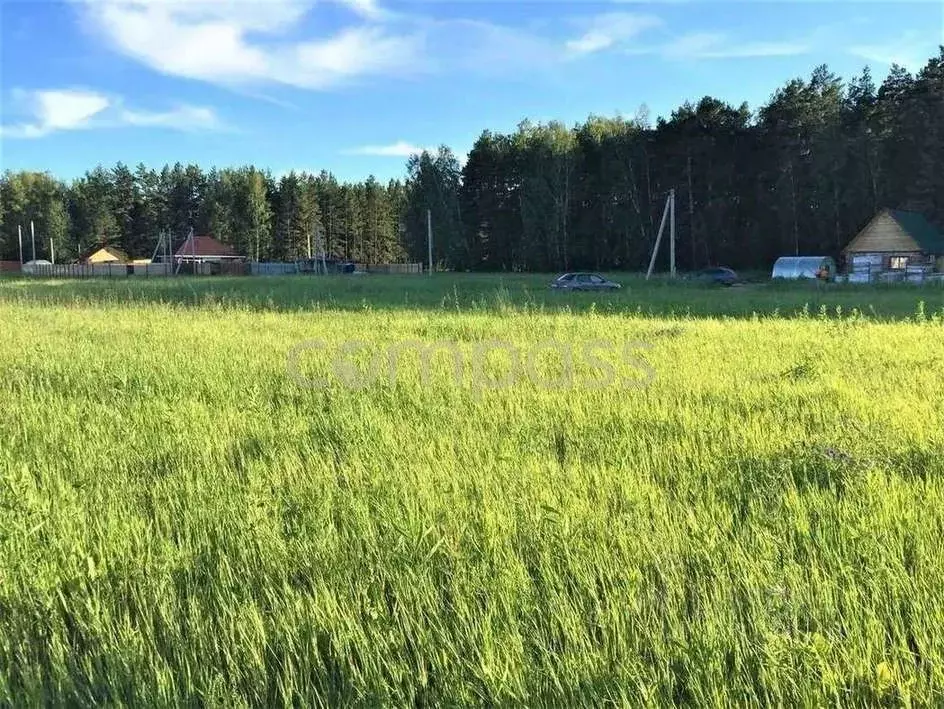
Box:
843;210;944;273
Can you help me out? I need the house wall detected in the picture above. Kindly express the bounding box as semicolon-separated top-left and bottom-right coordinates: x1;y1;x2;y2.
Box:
848;251;931;272
845;213;922;254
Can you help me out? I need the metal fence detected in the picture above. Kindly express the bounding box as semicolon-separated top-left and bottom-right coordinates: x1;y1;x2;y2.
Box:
250;262;299;276
25;263;214;278
365;263;423;274
28;263;167;278
252;261;424;275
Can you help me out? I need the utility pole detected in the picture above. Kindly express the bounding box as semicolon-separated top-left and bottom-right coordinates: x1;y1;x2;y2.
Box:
51;238;55;265
30;221;36;262
646;192;673;280
669;188;676;278
427;209;433;276
17;225;23;265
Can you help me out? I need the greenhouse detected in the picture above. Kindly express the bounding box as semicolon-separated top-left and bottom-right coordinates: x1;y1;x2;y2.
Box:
771;256;836;280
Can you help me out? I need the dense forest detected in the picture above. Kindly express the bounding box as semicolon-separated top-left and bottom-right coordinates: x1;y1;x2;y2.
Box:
2;49;941;272
0;166;409;266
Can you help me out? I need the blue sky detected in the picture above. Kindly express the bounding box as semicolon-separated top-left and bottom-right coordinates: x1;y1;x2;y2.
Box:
1;0;941;183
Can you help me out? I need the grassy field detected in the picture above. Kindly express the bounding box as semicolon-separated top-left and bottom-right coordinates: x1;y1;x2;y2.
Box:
1;274;943;706
3;271;944;319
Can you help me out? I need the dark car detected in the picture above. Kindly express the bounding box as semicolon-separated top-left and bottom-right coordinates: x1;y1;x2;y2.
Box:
550;272;622;291
694;267;738;286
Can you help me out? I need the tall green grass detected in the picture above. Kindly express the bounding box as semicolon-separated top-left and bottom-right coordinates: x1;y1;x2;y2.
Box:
3;272;944;319
1;276;943;705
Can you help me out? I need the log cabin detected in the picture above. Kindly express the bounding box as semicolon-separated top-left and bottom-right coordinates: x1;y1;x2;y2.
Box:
843;209;944;274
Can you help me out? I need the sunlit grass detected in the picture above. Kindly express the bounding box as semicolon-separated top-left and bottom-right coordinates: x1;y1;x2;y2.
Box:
2;272;944;319
1;275;943;705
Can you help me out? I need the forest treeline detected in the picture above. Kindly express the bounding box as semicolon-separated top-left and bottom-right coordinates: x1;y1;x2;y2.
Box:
1;50;941;272
0;166;409;265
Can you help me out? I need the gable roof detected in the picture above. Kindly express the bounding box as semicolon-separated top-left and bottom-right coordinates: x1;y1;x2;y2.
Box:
887;210;944;253
175;235;240;258
80;244;128;262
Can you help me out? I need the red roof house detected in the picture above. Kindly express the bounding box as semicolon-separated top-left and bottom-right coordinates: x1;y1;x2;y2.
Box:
174;235;243;262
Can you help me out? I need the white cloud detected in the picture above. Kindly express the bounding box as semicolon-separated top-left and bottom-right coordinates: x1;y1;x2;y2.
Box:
119;105;222;131
339;0;385;20
425;19;560;77
567;33;614;56
630;31;809;60
343;141;432;157
72;0;821;94
1;89;109;138
1;88;222;139
849;33;927;71
36;90;110;131
80;0;423;90
80;2;578;87
566;13;662;57
294;27;420;81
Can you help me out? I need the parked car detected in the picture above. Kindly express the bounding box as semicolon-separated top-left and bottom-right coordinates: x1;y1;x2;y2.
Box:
694;267;738;286
550;272;622;291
